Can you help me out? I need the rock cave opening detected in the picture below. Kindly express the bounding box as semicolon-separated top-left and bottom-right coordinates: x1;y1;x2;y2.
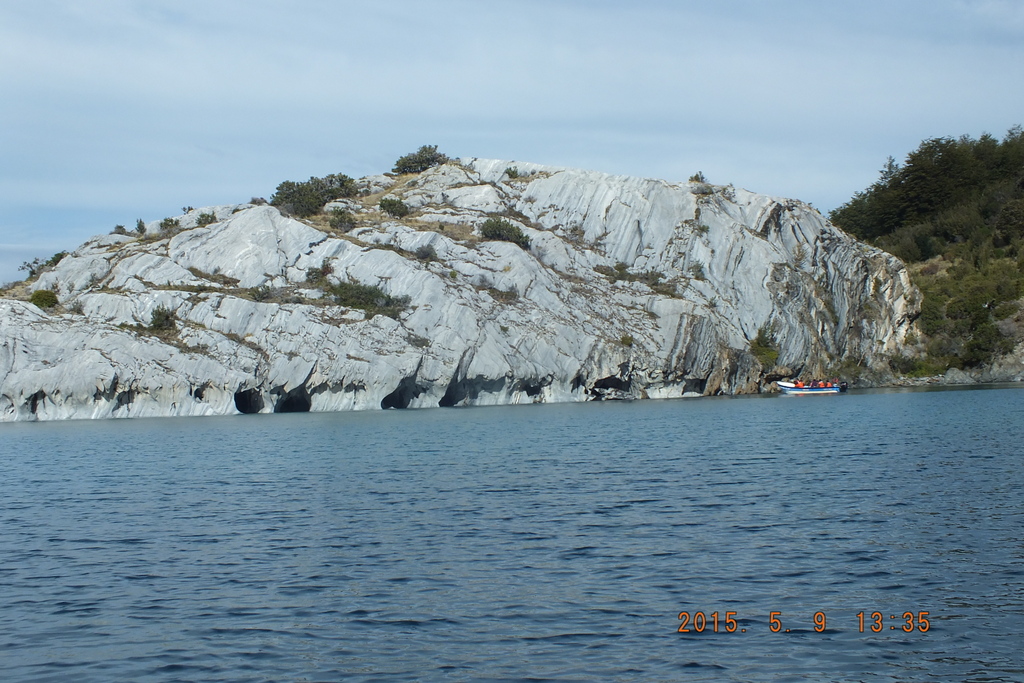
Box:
234;388;264;414
381;375;425;409
592;375;630;391
28;390;45;415
683;378;707;395
588;375;632;400
438;375;506;408
276;387;312;413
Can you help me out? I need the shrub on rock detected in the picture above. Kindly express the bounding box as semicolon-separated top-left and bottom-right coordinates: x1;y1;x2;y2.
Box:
19;252;67;279
414;245;437;261
379;197;410;218
331;281;410;319
160;217;181;234
328;208;357;232
30;289;58;309
392;145;448;174
149;305;177;330
271;173;356;217
750;326;779;367
481;217;530;249
306;258;334;285
196;212;217;227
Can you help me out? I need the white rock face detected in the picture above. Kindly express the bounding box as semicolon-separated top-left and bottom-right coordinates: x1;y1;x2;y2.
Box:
1;159;919;421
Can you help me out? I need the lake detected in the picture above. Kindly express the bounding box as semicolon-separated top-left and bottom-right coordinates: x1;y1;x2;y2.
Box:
1;386;1022;681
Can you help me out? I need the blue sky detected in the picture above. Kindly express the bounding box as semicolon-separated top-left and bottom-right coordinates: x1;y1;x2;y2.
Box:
2;0;1023;283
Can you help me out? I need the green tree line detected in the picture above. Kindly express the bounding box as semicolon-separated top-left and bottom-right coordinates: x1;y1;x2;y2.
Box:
829;127;1024;372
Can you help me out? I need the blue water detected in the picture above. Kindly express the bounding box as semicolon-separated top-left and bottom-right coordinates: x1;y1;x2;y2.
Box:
1;387;1023;681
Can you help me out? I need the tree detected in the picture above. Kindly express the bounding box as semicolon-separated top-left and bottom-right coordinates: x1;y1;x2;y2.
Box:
392;145;449;174
19;252;66;279
270;173;357;217
828;126;1024;372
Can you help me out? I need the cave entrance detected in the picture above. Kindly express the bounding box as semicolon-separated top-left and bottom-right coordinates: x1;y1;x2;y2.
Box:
588;375;632;400
276;387;311;413
381;375;425;409
234;388;264;414
28;390;45;415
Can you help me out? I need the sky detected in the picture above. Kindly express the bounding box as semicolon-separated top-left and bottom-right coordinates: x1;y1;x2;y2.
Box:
2;0;1023;283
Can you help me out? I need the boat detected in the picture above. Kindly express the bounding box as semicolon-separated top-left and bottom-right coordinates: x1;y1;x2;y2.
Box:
777;381;846;395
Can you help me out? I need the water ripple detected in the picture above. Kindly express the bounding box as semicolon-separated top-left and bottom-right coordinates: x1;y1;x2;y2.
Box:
1;387;1023;681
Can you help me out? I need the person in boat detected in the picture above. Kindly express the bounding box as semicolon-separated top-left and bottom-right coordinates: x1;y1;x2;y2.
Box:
795;380;805;388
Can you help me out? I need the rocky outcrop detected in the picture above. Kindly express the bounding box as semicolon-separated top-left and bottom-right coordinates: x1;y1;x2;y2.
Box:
0;159;919;421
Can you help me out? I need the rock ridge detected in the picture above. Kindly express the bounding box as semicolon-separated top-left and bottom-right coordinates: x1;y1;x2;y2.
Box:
1;158;919;421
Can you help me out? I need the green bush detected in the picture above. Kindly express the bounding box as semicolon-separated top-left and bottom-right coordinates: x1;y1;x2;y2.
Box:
481;217;530;249
328;208;357;232
487;287;518;302
135;219;146;235
889;354;947;378
149;305;177;330
414;245;437;261
160;217;180;233
750;326;779;367
995;198;1024;242
306;258;334;285
392;145;449;174
196;212;217;227
30;289;58;309
594;263;670;293
379;197;410;218
330;281;410;319
271;173;356;217
505;166;520;179
913;256;1022;368
249;285;274;302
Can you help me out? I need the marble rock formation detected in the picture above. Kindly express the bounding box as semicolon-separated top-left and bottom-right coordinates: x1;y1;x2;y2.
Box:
1;159;919;420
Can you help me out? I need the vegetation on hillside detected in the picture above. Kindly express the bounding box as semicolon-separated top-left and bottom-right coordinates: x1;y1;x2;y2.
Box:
20;252;67;279
392;145;448;174
329;281;410;319
379;197;410;218
271;173;357;217
750;326;779;368
149;305;177;331
829;127;1024;372
29;289;59;309
480;217;530;249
